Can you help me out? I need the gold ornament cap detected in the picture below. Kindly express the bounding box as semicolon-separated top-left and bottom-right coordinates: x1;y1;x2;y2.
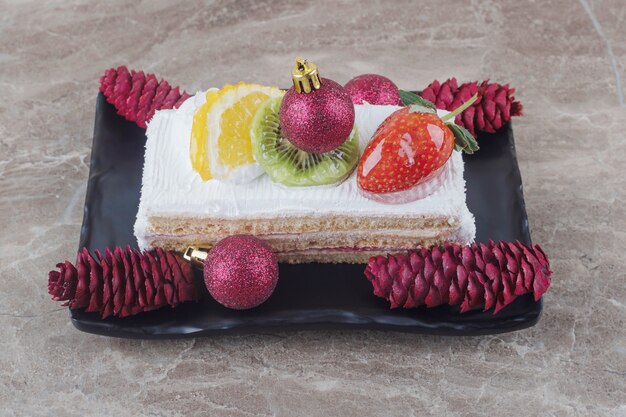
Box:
183;246;211;268
291;57;322;93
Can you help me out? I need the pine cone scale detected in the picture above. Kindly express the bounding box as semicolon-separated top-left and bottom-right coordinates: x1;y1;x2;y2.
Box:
130;249;146;307
73;251;90;308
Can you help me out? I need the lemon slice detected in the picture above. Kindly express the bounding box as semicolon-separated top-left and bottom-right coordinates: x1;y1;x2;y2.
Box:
208;83;284;183
191;82;284;183
190;89;220;180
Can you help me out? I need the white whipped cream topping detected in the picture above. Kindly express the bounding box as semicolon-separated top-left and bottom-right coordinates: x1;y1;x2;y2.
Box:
135;93;476;248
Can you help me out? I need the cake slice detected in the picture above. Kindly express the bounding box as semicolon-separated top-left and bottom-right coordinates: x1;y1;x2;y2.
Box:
134;92;475;263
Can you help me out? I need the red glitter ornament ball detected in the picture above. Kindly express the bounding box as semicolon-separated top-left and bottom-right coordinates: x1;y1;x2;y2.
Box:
279;78;355;153
344;74;402;105
203;235;278;310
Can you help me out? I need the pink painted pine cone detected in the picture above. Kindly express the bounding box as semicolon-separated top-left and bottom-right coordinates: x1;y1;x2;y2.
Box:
48;246;199;318
365;240;551;314
99;66;190;128
420;78;523;137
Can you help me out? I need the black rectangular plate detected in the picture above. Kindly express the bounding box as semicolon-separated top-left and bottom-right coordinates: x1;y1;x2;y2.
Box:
71;93;541;338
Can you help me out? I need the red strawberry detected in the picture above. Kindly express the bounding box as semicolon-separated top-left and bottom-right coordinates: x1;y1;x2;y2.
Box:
358;109;454;194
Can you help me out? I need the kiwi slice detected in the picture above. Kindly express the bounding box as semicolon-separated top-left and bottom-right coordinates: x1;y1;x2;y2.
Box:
250;97;359;187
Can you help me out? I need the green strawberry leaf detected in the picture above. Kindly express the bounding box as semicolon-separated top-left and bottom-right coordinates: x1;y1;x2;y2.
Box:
399;90;437;111
448;123;479;154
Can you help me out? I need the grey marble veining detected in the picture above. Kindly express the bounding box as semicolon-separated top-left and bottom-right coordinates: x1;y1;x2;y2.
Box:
0;0;625;416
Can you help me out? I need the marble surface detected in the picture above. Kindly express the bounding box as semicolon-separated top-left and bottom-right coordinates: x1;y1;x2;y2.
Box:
1;0;625;415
